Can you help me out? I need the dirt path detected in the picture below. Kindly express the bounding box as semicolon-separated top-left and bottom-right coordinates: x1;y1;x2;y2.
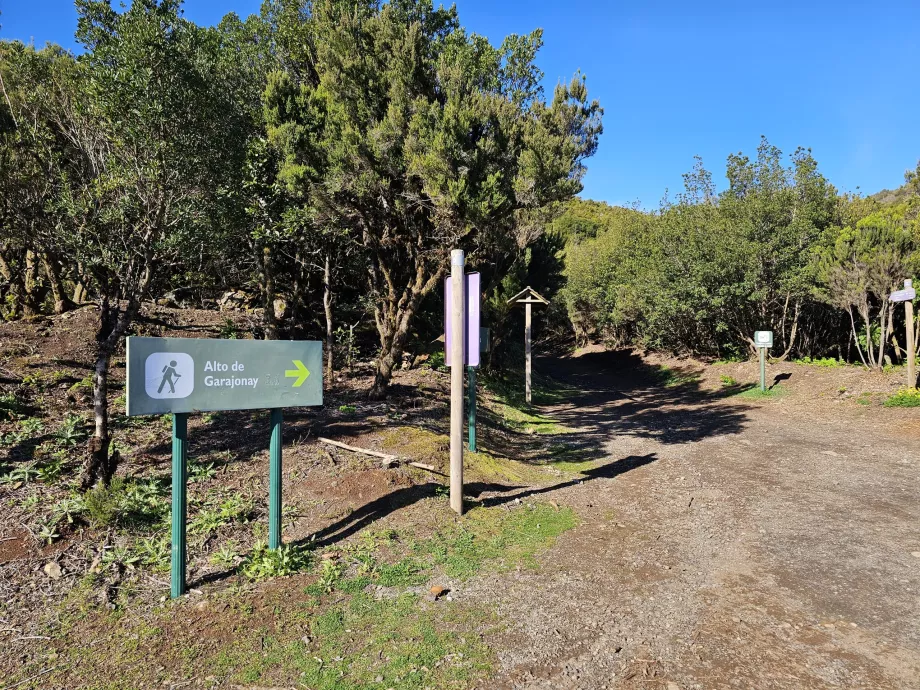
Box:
466;351;920;689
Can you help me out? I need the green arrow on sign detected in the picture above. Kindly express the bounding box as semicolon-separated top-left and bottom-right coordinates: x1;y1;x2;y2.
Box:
285;360;311;387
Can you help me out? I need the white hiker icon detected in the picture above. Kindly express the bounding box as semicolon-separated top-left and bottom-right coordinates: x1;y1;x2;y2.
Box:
158;360;182;394
145;353;194;399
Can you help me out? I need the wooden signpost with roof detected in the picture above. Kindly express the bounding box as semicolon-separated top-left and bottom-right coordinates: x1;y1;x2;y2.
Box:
508;287;549;404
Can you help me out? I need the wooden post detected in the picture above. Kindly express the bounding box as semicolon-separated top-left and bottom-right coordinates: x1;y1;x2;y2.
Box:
449;249;465;515
906;279;916;388
525;301;532;404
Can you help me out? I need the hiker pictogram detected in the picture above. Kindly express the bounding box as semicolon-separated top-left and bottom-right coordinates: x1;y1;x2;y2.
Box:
145;352;194;399
158;360;182;394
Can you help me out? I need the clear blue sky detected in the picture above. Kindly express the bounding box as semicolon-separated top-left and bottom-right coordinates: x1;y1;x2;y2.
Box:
3;0;919;208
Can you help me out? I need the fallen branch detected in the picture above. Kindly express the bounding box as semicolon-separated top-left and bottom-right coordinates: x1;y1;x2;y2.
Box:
408;462;443;475
316;437;398;466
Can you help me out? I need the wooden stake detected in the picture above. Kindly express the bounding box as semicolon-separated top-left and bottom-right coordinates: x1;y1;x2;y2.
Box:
316;437;397;464
525;300;532;404
449;249;465;515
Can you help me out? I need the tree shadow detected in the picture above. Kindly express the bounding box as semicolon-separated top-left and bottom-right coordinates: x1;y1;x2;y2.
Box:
478;349;752;465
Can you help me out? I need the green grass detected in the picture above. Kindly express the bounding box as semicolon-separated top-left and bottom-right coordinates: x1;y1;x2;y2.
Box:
719;374;739;387
26;500;575;689
883;387;920;407
856;392;874;405
794;356;847;368
654;366;701;388
734;384;787;400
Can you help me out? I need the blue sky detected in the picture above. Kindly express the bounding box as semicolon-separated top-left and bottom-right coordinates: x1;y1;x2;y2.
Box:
3;0;919;207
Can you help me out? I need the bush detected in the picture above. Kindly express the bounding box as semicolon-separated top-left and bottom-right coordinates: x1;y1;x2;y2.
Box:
884;387;920;407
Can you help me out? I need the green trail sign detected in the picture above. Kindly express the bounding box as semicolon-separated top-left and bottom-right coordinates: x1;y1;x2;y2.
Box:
126;337;322;415
125;336;323;599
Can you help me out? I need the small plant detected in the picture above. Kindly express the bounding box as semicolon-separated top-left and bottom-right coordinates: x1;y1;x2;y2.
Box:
219;318;239;339
0;464;40;484
84;478;125;527
188;460;216;483
240;541;312;580
884;387;920;408
0;392;27;420
38;453;68;483
55;414;87;447
338;404;356;414
719;374;739;387
36;520;60;545
857;392;873;406
136;535;170;570
209;542;240;569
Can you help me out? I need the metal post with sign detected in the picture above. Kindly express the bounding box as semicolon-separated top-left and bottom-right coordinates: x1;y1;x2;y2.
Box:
126;336;322;598
467;327;489;452
889;279;917;388
754;331;773;391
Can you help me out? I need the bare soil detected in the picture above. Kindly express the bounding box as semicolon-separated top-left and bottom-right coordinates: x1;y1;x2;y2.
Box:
464;349;920;689
2;309;919;688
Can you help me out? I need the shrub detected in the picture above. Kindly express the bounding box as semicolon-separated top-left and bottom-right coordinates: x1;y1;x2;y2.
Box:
884;387;920;408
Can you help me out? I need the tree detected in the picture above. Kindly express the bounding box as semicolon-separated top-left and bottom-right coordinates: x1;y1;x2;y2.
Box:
64;0;247;487
812;203;920;368
264;0;602;397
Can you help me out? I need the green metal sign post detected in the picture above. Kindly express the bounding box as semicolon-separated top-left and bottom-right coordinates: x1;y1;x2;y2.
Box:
127;337;322;598
171;413;188;599
269;408;283;550
467;367;477;452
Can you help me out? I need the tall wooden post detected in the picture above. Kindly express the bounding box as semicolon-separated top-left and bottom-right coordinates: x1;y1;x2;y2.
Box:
906;279;916;388
525;301;532;404
449;250;465;515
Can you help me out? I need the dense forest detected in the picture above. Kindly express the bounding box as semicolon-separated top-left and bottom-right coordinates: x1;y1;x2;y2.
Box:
558;144;920;366
0;0;602;486
2;0;919;491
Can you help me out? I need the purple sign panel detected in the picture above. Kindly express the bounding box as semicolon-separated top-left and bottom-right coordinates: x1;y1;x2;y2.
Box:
444;272;481;367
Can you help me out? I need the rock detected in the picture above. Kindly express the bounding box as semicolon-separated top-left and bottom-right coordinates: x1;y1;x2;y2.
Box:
667;683;681;690
430;585;449;600
911;551;920;558
44;561;62;579
821;450;840;457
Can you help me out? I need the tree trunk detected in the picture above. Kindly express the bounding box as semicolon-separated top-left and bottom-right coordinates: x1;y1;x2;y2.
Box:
22;250;41;317
777;300;800;361
81;295;117;490
848;306;868;368
0;247;24;319
40;252;75;315
261;243;279;340
323;253;334;379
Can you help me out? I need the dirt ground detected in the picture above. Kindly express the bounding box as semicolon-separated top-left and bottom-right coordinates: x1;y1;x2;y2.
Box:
2;307;920;689
463;349;920;689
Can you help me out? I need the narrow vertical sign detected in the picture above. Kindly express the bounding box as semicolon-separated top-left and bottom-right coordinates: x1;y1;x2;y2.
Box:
444;272;481;367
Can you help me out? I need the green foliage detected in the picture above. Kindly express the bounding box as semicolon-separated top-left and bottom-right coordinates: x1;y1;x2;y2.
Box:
719;374;739;387
0;392;27;420
337;404;356;414
795;356;846;367
240;542;313;580
83;477;169;529
883;387;920;407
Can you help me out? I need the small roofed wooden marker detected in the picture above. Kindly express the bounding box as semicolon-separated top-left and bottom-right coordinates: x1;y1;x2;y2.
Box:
889;279;917;388
508;287;550;404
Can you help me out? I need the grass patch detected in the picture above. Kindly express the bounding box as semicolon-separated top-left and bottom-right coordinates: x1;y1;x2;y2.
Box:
655;366;701;388
856;392;874;406
719;374;739;387
489;401;569;435
794;356;847;368
883;387;920;408
735;384;787;400
27;500;576;689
